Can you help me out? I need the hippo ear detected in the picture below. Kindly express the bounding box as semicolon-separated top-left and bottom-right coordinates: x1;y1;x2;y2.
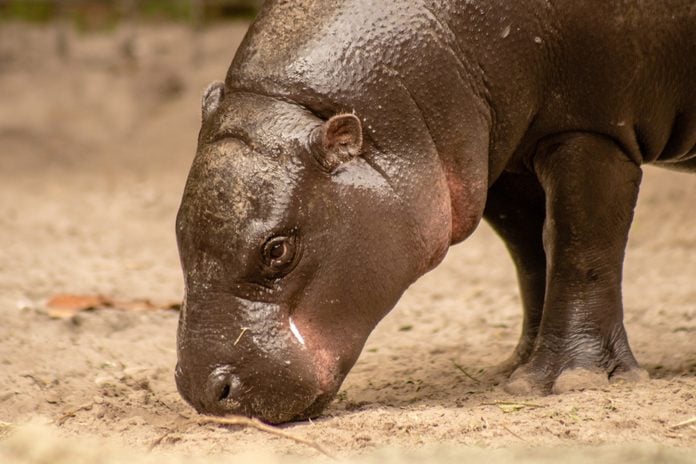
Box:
201;81;225;122
310;114;363;172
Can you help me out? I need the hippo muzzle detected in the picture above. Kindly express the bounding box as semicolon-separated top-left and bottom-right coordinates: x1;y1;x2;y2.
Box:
174;293;350;423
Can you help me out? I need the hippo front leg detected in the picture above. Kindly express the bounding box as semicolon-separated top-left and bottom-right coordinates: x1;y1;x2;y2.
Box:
483;172;546;375
505;133;648;395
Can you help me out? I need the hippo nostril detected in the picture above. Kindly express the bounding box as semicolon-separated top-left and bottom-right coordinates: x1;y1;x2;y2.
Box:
219;382;231;401
206;365;242;409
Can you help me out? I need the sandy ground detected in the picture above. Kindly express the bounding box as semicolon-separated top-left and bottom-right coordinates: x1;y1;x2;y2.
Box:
0;23;694;462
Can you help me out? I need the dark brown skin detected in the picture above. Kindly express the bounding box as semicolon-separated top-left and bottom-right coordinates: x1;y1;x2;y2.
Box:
175;0;696;423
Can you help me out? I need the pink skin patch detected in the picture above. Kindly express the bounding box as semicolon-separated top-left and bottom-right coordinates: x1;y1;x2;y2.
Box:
311;348;340;394
445;167;487;244
287;317;340;394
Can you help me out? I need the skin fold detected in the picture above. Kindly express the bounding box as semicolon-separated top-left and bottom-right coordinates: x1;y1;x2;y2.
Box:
175;0;696;423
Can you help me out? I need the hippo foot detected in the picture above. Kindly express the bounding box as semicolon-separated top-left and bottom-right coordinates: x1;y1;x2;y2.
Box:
503;337;649;395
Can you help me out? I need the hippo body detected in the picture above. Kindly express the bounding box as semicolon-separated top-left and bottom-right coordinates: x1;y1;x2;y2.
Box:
175;0;696;423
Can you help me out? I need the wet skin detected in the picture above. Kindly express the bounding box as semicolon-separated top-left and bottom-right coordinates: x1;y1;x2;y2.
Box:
175;0;696;423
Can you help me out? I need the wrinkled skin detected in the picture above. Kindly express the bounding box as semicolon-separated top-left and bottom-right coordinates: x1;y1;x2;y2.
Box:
176;0;696;423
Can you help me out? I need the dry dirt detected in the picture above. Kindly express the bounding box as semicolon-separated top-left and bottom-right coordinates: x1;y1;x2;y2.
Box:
0;22;694;462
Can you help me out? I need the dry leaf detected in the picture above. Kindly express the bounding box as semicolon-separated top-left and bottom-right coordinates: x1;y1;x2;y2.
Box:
45;294;109;319
111;299;181;312
45;294;180;319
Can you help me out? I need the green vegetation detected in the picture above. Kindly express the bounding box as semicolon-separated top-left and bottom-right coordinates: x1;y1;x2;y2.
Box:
1;0;56;22
0;0;261;26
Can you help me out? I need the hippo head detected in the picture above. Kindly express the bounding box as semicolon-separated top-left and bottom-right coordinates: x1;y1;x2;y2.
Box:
174;82;449;423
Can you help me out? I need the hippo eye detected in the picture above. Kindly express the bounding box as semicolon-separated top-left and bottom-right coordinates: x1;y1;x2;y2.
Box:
261;236;297;274
269;242;286;259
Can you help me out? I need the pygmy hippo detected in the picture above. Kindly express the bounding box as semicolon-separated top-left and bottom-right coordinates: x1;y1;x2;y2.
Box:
175;0;696;423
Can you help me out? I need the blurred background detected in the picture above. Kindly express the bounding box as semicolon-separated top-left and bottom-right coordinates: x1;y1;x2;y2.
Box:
0;0;263;62
0;1;264;303
0;0;263;24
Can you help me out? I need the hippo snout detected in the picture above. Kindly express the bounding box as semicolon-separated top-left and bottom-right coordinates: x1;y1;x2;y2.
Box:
174;310;346;424
175;360;329;423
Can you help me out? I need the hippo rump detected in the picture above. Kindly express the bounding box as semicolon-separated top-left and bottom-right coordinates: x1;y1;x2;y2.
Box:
174;0;696;423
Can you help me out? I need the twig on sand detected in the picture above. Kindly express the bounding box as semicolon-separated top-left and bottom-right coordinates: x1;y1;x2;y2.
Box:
55;402;94;426
669;416;696;430
148;429;175;451
148;418;199;451
502;424;527;442
199;416;337;460
481;401;544;413
451;360;481;383
149;431;171;451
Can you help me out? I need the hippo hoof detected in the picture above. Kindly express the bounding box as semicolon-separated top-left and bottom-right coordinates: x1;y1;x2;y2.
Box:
504;369;548;396
551;368;609;394
504;365;618;396
502;335;650;396
505;364;650;396
504;364;651;396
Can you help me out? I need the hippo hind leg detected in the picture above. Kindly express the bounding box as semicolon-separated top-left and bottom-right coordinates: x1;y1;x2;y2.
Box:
483;171;546;378
504;133;648;395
